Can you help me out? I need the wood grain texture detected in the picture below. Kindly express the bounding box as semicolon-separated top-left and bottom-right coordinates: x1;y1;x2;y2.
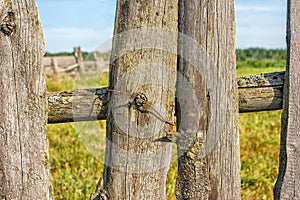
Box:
93;0;178;199
47;88;109;123
0;0;51;199
274;0;300;199
237;71;284;113
176;0;241;199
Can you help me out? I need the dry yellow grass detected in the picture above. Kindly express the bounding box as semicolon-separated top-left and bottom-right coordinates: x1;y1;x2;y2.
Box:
46;65;284;199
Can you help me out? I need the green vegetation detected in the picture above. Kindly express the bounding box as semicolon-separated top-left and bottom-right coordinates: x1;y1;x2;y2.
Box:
236;48;286;62
48;123;103;199
45;51;75;57
236;48;286;70
45;51;90;59
46;73;108;200
45;51;111;62
239;110;282;200
46;48;286;199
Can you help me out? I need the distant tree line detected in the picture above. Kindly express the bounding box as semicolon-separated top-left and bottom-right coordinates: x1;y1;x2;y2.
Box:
45;48;287;69
236;48;286;61
236;48;286;69
44;51;110;61
44;51;89;58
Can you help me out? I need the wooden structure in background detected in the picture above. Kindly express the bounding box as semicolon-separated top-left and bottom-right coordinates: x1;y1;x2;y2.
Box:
43;47;109;77
74;46;84;76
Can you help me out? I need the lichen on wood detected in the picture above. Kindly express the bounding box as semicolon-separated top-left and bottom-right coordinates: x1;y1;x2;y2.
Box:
46;71;285;123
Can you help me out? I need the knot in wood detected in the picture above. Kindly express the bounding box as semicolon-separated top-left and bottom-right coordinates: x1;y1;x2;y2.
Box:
133;93;150;112
134;93;147;107
98;189;109;200
92;189;109;200
1;12;16;35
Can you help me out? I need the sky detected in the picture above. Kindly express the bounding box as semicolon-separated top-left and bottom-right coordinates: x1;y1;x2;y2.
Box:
36;0;287;53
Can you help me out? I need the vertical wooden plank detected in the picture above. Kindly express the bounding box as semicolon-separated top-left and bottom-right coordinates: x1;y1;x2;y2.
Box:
0;0;51;199
175;0;241;199
74;46;84;75
92;0;178;199
51;57;60;75
274;0;300;199
93;51;104;74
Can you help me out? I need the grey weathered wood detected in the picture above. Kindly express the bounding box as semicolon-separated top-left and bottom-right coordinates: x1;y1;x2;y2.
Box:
74;46;84;75
92;0;178;199
175;0;241;199
237;71;284;88
238;71;284;112
47;88;109;123
0;0;51;199
51;57;60;75
93;52;105;74
274;0;300;199
46;71;285;123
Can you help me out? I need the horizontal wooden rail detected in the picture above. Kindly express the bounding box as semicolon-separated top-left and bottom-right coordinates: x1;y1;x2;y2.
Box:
47;88;109;123
47;71;284;124
237;71;284;113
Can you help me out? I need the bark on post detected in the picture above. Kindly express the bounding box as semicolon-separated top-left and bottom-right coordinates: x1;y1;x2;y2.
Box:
175;0;241;199
0;0;51;199
274;0;300;198
92;0;178;199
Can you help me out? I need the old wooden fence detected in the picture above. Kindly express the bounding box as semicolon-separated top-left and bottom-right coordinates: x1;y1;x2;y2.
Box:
0;0;299;199
43;47;109;77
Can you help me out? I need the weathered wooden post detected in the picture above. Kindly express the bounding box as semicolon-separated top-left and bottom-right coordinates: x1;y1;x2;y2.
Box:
175;0;241;199
93;52;105;74
274;0;300;198
74;46;84;75
0;0;51;199
92;0;178;199
51;57;60;76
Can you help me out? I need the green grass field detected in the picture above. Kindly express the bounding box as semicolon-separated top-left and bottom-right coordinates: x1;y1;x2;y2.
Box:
46;65;285;199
